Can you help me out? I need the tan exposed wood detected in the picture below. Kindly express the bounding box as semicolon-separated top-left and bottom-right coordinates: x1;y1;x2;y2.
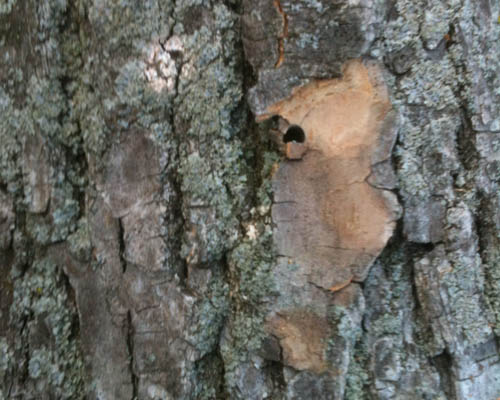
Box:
267;310;331;374
267;60;397;289
263;60;400;374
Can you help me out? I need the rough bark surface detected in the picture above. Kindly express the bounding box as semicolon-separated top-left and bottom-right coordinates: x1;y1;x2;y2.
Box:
1;0;499;399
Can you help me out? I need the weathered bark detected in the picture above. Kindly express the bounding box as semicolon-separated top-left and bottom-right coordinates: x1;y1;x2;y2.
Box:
1;0;499;399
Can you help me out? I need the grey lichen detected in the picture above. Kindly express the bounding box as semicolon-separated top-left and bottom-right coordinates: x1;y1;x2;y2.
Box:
358;245;448;400
218;141;279;397
0;338;13;399
25;182;80;245
67;217;92;262
344;343;370;400
189;268;230;358
27;77;67;142
377;0;497;365
221;221;276;395
0;88;28;194
172;2;281;395
0;0;15;15
9;258;85;398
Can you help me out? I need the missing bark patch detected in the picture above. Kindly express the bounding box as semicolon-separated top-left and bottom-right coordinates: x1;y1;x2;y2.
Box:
262;60;400;374
268;60;399;290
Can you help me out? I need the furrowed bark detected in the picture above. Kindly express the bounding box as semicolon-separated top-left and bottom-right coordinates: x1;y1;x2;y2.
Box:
1;1;500;399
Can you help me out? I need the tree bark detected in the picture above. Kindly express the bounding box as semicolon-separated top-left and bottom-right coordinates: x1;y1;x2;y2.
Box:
1;1;499;399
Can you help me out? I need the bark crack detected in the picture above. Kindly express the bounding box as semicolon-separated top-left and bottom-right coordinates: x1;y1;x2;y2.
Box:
126;310;138;400
273;0;288;68
118;217;127;274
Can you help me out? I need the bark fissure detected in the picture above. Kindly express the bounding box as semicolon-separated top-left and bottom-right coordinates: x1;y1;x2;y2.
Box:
273;0;288;68
126;310;138;400
118;217;127;273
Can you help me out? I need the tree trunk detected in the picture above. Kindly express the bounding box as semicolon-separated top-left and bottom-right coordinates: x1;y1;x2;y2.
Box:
1;0;499;399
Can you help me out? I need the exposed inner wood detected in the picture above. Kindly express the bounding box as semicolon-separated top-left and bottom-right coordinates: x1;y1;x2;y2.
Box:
268;60;395;288
264;60;398;373
267;310;331;374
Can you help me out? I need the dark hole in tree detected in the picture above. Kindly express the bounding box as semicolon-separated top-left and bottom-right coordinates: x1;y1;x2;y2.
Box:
283;125;305;143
